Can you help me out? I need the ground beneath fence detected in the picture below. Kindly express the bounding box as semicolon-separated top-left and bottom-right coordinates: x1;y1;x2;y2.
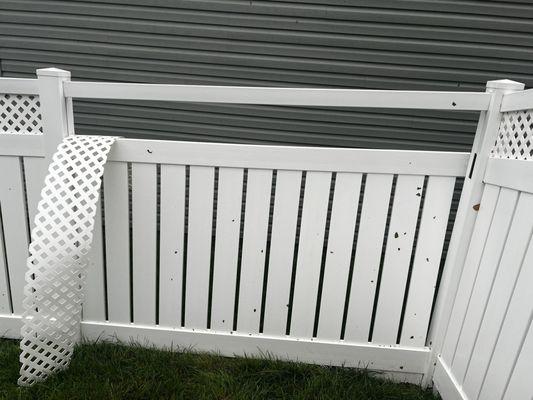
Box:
0;339;438;400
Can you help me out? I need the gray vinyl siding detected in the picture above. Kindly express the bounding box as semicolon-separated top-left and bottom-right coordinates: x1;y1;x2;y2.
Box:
1;0;532;151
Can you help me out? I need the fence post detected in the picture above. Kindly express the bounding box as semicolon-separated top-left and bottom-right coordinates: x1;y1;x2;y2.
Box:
37;68;73;161
422;79;524;387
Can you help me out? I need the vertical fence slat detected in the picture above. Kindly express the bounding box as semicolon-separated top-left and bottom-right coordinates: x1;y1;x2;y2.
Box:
463;191;533;399
290;171;331;338
502;318;533;400
237;169;272;333
316;172;362;340
344;173;393;342
84;200;106;321
0;156;29;314
185;166;214;329
210;167;243;331
451;187;518;381
22;157;46;232
441;184;501;363
158;164;186;327
262;170;301;336
104;162;131;323
400;176;455;347
132;163;157;325
0;214;10;313
479;232;533;400
372;174;424;344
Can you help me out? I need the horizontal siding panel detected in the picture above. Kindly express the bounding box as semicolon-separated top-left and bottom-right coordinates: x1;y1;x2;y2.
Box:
3;44;532;85
70;102;474;134
57;0;533;20
3;1;532;34
72;113;470;145
1;12;532;60
73;124;468;151
7;47;526;86
2;25;532;75
2;60;487;91
282;0;533;19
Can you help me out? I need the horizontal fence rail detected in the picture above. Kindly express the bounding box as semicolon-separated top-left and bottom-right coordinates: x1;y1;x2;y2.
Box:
0;134;469;176
63;81;492;110
500;88;533;112
0;77;39;95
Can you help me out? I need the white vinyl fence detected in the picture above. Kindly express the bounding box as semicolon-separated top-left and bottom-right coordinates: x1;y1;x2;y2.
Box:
0;69;532;398
433;106;533;400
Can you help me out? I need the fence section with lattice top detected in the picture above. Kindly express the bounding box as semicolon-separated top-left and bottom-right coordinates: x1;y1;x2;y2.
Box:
491;109;533;161
0;93;42;135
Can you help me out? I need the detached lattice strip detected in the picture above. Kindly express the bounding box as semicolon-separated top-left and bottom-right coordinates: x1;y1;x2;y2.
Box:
0;94;43;135
19;135;117;386
491;109;533;161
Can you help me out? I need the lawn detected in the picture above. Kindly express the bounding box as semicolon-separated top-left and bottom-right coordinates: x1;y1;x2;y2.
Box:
0;339;438;400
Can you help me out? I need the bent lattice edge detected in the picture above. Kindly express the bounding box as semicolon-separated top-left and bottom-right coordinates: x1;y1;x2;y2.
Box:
19;135;117;386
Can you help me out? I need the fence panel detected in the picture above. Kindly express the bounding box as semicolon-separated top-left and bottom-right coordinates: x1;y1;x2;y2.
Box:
79;148;461;355
463;192;533;398
436;182;533;400
3;74;491;387
434;104;533;400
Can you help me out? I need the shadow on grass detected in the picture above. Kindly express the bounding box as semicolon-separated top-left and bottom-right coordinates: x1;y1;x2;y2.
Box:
0;339;438;400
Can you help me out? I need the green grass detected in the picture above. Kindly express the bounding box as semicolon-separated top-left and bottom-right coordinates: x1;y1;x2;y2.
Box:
0;339;438;400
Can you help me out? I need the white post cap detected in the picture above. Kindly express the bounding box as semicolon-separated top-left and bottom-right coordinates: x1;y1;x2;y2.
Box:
486;79;524;91
36;68;71;78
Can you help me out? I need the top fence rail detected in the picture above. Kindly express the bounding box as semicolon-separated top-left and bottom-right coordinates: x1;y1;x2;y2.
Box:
500;88;533;112
2;75;531;111
63;81;492;110
0;78;39;95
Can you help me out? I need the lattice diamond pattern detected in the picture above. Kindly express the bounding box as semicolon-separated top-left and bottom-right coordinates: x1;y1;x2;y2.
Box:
491;109;533;161
19;135;117;386
0;94;43;134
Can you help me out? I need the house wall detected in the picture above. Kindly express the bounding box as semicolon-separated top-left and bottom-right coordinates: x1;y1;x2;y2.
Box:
1;0;532;150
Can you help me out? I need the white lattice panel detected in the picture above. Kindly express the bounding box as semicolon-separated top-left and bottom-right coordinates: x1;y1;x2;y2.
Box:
491;109;533;161
19;135;116;386
0;94;42;135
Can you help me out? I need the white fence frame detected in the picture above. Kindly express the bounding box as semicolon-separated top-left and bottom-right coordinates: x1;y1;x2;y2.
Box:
1;68;532;398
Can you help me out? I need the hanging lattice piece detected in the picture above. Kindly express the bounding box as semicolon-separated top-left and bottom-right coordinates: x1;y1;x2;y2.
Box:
491;109;533;161
19;135;117;386
0;94;43;135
